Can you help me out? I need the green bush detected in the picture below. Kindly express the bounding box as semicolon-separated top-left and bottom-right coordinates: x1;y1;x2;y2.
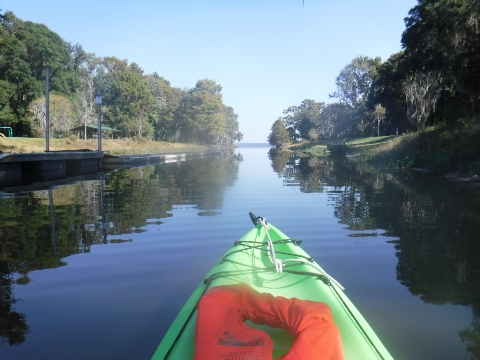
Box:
327;142;348;157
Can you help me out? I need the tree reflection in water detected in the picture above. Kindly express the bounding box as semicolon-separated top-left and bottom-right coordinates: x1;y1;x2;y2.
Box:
0;154;241;345
0;261;29;345
269;150;480;358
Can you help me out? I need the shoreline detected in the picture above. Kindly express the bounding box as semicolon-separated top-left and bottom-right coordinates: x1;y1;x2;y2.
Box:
0;137;212;155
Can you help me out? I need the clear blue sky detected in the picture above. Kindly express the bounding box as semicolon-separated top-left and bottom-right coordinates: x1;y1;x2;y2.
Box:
2;0;417;142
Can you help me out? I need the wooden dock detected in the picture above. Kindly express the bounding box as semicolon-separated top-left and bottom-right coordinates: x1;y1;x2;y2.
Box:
101;151;221;169
0;150;221;188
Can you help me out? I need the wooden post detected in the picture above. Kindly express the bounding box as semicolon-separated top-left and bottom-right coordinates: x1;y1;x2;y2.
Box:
96;86;102;154
46;67;50;152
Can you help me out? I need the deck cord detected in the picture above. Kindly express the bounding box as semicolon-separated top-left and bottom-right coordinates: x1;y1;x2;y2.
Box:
261;221;385;359
254;223;385;356
164;220;386;359
212;231;384;359
260;218;312;273
259;218;345;290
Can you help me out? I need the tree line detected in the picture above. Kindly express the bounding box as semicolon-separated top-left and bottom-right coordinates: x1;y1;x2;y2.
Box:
0;10;243;146
269;0;480;147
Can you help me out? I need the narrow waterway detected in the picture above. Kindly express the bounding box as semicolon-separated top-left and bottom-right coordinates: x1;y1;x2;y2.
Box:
1;145;479;360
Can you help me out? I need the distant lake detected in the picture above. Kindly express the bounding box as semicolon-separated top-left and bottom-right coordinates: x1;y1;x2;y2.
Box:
1;146;479;360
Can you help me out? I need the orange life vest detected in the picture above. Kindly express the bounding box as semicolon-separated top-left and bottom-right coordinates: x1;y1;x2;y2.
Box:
194;283;343;360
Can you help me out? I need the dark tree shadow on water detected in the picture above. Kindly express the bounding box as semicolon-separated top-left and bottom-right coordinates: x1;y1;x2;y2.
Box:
0;261;29;346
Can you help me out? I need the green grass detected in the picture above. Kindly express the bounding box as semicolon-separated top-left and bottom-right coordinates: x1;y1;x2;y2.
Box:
0;137;212;155
347;134;419;171
293;136;401;158
345;135;399;147
295;119;480;178
302;144;329;156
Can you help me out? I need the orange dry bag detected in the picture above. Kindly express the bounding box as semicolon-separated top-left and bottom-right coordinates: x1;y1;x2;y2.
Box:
194;283;343;360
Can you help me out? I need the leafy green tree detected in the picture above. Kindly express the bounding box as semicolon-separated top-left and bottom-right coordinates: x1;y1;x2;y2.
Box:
17;19;78;96
0;10;242;144
218;105;243;148
276;99;357;141
282;99;325;140
143;73;182;141
98;57;155;137
0;12;42;130
268;118;290;147
0;10;80;135
177;79;226;144
368;52;409;134
0;80;16;124
322;102;353;138
330;56;382;135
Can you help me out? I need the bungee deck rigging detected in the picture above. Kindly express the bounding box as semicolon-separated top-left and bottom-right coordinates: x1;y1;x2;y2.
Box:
152;212;394;360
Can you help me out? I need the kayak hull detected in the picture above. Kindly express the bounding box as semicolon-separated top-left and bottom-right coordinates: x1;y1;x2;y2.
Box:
152;220;393;360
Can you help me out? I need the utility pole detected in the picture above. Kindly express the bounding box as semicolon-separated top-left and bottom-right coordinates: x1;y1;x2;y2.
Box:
46;67;50;152
96;86;102;154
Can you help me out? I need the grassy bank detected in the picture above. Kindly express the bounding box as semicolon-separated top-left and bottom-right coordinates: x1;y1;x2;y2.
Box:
290;135;409;163
291;136;400;158
0;137;212;155
292;118;480;179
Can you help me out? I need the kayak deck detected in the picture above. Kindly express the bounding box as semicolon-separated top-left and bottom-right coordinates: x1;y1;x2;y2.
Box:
152;216;393;359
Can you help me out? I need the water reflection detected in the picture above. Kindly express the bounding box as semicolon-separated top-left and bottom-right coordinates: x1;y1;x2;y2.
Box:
0;155;241;346
269;150;480;358
2;148;479;358
0;262;29;345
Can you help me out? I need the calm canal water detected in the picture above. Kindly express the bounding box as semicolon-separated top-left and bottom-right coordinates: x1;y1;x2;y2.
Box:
1;145;480;360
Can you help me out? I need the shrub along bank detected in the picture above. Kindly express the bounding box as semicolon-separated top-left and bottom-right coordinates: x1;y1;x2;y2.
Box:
293;118;480;180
